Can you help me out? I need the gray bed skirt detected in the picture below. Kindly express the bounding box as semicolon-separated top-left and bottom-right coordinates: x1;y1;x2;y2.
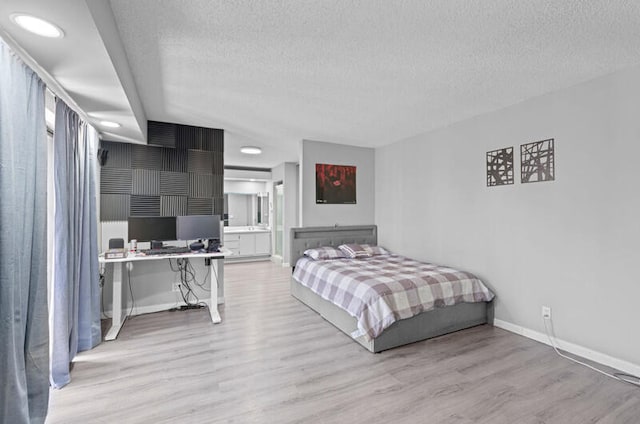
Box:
291;277;492;353
289;225;494;353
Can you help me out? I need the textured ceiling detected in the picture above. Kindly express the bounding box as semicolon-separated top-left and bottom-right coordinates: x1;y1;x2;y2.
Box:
3;1;640;168
108;0;640;167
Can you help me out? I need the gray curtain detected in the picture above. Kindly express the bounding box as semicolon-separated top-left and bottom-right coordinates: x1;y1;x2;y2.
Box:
0;39;49;423
50;100;101;388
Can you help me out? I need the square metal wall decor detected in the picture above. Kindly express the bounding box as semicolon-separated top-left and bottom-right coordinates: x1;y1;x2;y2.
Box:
521;138;555;183
486;147;514;186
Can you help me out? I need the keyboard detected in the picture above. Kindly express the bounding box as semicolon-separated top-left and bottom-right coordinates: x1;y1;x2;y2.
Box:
140;246;191;255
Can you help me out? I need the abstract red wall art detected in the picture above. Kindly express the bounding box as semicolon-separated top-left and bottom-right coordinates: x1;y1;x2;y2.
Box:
315;164;356;204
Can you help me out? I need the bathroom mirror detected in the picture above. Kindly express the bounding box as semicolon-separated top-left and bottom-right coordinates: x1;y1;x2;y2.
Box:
224;192;269;227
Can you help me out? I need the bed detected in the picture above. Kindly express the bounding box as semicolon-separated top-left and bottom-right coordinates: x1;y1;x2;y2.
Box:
290;225;495;353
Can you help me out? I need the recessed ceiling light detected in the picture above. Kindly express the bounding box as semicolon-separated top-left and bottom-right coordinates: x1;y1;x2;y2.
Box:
240;146;262;155
10;14;64;38
99;120;121;128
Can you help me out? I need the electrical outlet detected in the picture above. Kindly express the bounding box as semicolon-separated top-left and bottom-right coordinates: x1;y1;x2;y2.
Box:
172;282;182;292
542;306;551;320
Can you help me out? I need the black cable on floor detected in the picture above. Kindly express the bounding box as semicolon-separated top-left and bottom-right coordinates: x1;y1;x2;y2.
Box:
543;317;640;388
169;258;207;309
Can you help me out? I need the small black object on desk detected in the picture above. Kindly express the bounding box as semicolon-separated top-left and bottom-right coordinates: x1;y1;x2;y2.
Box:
189;241;205;251
108;238;124;249
206;238;220;253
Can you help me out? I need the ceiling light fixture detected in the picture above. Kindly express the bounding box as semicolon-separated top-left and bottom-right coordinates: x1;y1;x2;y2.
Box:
99;120;121;128
10;14;64;38
240;146;262;155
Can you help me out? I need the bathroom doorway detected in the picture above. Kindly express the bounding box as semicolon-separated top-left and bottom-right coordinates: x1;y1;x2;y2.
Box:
274;182;284;260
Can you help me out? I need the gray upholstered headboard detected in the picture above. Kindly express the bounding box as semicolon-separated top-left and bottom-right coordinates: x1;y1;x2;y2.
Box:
290;225;377;268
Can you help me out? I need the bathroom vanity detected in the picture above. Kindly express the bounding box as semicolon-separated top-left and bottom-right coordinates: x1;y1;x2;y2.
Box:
223;226;271;260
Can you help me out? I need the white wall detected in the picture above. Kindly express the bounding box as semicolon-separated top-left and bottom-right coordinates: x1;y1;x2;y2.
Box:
224;168;271;180
376;66;640;368
300;139;375;227
224;180;267;194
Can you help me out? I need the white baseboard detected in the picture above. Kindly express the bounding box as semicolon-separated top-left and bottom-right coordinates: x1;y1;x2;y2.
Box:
224;256;271;263
493;318;640;378
271;256;291;268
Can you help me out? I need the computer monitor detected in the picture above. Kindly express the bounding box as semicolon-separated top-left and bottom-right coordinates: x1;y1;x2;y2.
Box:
176;215;221;241
127;216;177;242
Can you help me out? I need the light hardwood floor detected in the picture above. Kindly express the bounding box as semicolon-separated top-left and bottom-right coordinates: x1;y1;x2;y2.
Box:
47;261;640;423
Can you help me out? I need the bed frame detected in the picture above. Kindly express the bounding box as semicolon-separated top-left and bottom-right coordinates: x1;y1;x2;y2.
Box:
290;225;493;353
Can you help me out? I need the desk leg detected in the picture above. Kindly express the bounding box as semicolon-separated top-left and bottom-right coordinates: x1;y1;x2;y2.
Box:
105;262;127;340
208;258;222;323
217;257;224;305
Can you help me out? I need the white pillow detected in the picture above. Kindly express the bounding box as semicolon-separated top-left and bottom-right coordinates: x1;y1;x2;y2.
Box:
338;243;389;258
362;244;389;256
338;244;372;259
304;246;346;260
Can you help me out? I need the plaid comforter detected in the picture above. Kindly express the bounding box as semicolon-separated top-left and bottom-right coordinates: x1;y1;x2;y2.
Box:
292;254;494;340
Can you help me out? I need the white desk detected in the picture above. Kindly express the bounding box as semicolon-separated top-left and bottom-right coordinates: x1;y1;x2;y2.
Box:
98;250;226;341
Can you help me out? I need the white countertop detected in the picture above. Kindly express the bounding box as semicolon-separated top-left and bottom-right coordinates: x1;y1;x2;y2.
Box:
224;226;271;234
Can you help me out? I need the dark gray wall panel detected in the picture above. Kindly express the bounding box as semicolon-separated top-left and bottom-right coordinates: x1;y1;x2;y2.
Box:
130;195;160;216
162;148;187;172
176;126;223;151
200;128;214;151
187;197;212;215
212;197;224;216
189;173;213;198
101;141;131;168
160;196;187;216
148;121;176;148
100;194;130;221
99;121;223;223
188;150;214;174
101;168;132;194
213;129;224;152
211;175;223;197
213;152;224;175
160;171;188;195
176;126;202;150
131;145;162;170
132;169;160;195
